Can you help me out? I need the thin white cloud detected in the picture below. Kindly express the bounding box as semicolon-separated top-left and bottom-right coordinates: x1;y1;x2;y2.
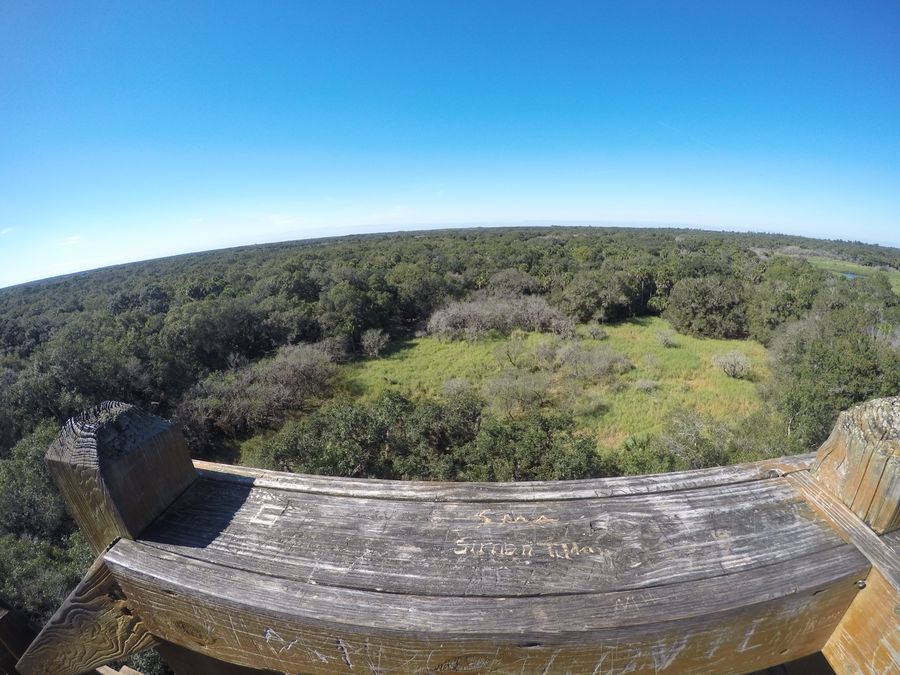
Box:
60;235;82;246
267;213;296;226
368;204;414;222
0;228;12;236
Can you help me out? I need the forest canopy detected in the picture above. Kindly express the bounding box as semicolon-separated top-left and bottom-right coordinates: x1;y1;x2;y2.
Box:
0;226;898;652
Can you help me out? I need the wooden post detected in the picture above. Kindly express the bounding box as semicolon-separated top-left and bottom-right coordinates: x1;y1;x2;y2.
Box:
18;402;197;675
805;396;900;675
45;401;197;554
810;396;900;535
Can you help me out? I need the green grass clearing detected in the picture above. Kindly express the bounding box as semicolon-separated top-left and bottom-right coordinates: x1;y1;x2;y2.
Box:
342;317;770;449
805;256;900;295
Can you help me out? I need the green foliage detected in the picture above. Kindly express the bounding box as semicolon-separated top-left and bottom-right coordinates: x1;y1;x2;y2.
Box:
0;421;69;541
559;266;649;323
746;257;824;344
177;344;336;453
252;390;603;482
665;275;748;338
0;423;91;625
0;226;897;633
0;533;92;625
769;277;900;447
612;406;802;476
453;410;603;481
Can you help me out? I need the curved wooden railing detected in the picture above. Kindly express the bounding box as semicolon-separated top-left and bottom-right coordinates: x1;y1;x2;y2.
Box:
13;398;900;675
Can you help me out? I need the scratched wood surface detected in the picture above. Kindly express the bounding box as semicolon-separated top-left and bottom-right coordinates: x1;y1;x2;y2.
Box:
92;456;866;674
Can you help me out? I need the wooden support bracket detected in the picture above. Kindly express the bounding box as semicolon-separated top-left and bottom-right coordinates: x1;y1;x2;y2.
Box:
16;557;157;675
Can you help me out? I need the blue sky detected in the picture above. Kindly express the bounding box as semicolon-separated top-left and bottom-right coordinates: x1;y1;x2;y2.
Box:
1;1;898;288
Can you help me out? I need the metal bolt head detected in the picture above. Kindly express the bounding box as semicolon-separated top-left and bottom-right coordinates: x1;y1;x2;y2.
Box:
855;580;867;589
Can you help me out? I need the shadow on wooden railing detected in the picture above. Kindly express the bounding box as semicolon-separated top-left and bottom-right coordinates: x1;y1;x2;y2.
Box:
11;398;900;675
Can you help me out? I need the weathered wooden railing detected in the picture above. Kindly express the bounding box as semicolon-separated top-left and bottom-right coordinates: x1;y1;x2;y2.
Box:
13;398;900;675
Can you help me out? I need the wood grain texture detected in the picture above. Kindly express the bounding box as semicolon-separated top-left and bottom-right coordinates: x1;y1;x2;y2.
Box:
106;537;866;674
811;396;900;535
155;640;278;674
141;474;849;598
822;567;900;675
791;468;900;675
28;396;900;673
16;556;158;675
789;471;900;590
46;401;197;554
193;452;815;502
90;457;867;674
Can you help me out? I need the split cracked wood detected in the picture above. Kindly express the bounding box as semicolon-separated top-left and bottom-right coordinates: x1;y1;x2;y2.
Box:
16;397;900;674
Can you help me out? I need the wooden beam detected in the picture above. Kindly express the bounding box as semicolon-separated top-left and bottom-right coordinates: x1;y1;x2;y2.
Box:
822;567;900;675
810;396;900;535
45;401;197;555
16;556;157;675
154;641;275;675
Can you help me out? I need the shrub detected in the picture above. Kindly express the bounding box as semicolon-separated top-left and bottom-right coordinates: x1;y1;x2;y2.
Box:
712;351;751;379
483;369;554;417
664;276;748;338
361;328;389;358
485;269;541;297
427;296;574;340
586;322;608;340
177;344;336;451
655;329;678;348
556;343;631;380
634;378;658;393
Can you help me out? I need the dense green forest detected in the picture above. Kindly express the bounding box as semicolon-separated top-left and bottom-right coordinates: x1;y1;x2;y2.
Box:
1;226;898;672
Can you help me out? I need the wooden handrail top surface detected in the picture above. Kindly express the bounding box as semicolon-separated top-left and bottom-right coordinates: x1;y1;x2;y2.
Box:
102;453;871;667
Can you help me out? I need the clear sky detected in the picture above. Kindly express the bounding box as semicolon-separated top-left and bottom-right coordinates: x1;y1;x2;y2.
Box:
1;1;898;288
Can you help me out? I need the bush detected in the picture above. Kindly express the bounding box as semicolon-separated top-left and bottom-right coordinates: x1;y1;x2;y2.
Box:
361;328;389;358
485;269;541;297
769;281;900;447
427;296;574;340
712;351;751;379
655;329;678;348
556;343;631;380
585;322;608;340
634;378;658;392
664;276;748;338
177;344;336;451
483;369;554;417
251;390;604;482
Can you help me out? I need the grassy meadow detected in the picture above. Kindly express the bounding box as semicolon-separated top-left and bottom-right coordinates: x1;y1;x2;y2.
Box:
342;317;769;449
806;256;900;294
